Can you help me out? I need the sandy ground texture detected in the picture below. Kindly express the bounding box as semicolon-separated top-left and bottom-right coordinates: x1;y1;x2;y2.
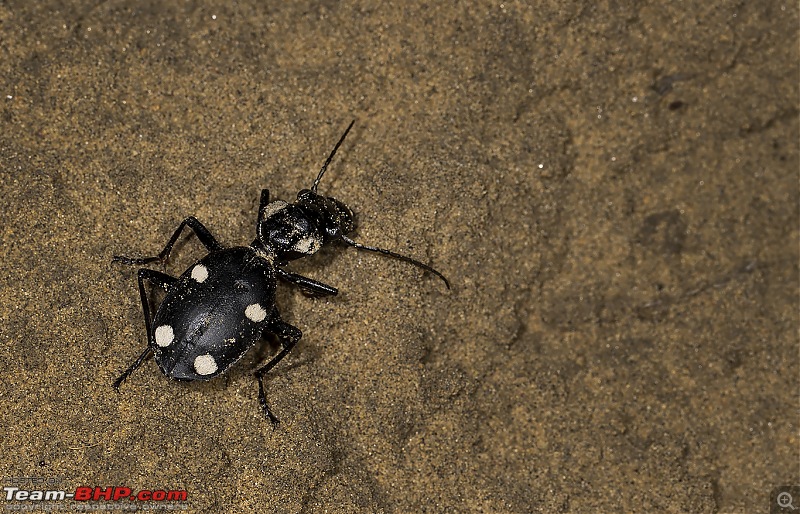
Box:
1;1;797;513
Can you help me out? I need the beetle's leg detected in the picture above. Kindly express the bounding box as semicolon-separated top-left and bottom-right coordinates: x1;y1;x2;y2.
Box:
113;216;223;266
258;189;270;219
254;307;302;426
276;267;338;297
113;269;177;390
113;346;151;390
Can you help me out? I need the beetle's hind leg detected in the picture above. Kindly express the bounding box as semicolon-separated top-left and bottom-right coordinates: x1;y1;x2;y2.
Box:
113;269;176;390
113;346;152;390
113;216;223;266
254;307;302;426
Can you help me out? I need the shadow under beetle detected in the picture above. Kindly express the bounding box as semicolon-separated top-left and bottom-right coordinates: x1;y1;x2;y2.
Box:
112;121;450;425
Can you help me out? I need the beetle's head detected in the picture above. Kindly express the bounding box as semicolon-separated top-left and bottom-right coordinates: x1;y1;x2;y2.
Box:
296;189;355;240
254;120;450;290
256;189;355;262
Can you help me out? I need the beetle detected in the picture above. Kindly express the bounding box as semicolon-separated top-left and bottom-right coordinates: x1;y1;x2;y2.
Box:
112;121;449;425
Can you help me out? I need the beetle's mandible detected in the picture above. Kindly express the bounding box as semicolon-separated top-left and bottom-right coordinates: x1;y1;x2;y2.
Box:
112;121;449;425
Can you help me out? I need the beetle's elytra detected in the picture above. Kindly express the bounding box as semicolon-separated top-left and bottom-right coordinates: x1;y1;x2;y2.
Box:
113;121;449;425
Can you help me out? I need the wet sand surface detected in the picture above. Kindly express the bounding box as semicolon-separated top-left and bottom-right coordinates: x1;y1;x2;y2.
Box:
1;2;797;512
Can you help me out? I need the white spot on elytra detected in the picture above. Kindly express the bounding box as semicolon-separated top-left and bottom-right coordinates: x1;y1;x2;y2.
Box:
245;303;268;323
262;200;288;220
194;354;218;375
154;325;174;347
191;263;209;283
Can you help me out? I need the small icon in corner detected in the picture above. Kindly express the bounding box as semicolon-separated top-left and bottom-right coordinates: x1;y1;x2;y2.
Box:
773;486;800;513
779;492;796;510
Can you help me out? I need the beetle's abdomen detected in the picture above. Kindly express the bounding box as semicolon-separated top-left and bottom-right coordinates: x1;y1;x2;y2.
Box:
151;247;276;381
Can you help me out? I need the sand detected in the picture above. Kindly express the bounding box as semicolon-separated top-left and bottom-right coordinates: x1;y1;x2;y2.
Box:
0;1;797;512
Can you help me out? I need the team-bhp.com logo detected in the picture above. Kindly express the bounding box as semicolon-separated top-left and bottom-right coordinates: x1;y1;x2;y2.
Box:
4;479;188;510
5;487;187;502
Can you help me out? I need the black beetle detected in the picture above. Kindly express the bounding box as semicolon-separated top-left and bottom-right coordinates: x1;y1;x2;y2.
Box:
113;121;449;425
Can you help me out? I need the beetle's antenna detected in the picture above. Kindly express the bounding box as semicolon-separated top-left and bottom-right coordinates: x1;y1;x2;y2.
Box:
311;120;356;193
340;235;450;289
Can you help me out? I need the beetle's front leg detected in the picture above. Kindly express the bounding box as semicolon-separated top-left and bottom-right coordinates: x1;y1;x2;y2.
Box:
113;216;223;266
